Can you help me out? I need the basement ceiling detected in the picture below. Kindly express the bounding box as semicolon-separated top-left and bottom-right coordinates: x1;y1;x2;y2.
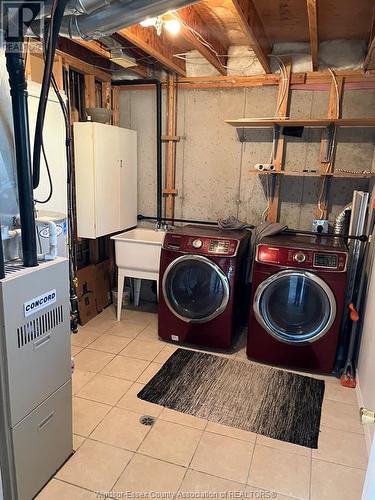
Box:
58;0;375;77
199;0;374;46
252;0;374;43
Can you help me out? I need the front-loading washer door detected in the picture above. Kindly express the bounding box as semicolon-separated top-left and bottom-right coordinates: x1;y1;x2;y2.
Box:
162;254;230;323
253;269;337;344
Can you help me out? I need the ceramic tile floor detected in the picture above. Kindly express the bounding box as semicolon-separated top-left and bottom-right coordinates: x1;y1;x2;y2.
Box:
38;308;368;500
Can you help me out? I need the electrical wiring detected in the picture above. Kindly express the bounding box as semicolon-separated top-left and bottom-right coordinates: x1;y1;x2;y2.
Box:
173;52;258;74
269;55;288;116
316;66;340;218
327;67;340;119
32;0;69;189
177;17;225;64
261;175;271;221
33;141;53;204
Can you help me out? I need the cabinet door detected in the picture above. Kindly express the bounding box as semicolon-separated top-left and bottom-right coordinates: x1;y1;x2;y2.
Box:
118;128;137;230
73;123;96;239
93;123;121;237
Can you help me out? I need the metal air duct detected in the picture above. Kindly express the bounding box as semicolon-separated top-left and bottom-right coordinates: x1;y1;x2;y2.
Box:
57;0;199;39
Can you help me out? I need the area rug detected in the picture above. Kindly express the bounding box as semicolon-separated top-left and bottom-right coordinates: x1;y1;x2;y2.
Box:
138;349;325;448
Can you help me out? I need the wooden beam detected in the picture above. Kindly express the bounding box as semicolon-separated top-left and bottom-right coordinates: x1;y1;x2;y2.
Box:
170;6;227;75
84;74;96;108
119;25;186;76
306;0;319;71
228;0;271;73
116;71;375;91
102;81;112;111
164;75;178;219
73;39;111;59
111;87;120;126
57;37;111;80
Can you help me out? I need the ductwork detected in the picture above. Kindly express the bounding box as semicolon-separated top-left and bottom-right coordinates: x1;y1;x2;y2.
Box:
44;0;199;39
39;0;111;17
334;204;352;235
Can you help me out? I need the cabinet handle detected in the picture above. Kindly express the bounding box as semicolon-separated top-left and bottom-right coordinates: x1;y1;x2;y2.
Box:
38;411;55;431
120;160;123;168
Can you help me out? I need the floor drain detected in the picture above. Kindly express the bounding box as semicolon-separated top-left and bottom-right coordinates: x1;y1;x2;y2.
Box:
139;415;156;426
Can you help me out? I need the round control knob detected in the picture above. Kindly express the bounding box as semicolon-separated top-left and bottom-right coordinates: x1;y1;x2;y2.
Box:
293;251;306;263
192;239;203;249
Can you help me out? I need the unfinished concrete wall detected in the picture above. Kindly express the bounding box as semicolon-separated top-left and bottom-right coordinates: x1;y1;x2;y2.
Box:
119;87;375;230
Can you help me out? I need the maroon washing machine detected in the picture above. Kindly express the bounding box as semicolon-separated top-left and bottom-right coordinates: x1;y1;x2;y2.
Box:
247;234;348;373
158;225;250;350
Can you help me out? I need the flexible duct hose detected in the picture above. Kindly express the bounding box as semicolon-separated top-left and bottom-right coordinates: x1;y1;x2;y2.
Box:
334;204;352;235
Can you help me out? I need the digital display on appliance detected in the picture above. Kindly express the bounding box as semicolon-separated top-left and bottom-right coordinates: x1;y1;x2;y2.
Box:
314;253;338;268
209;240;229;254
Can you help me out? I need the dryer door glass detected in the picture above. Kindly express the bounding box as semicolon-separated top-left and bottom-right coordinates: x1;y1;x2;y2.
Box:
163;255;230;323
254;270;336;344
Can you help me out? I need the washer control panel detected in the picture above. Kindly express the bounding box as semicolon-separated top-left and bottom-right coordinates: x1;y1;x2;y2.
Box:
257;244;347;272
208;239;231;254
313;253;338;269
164;234;239;256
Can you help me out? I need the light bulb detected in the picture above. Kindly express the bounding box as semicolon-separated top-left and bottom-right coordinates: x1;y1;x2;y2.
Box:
164;19;181;35
140;17;157;28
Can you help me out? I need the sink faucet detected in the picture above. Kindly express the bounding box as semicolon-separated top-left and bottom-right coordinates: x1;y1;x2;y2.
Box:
155;220;168;231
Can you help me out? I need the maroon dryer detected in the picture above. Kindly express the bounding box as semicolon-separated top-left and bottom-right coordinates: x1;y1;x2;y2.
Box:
247;234;348;373
158;225;250;350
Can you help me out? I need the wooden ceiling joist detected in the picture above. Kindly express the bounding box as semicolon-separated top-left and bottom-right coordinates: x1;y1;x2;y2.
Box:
171;5;227;75
306;0;319;71
119;25;186;76
228;0;271;73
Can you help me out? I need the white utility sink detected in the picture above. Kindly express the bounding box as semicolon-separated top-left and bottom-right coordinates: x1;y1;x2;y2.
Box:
111;228;166;320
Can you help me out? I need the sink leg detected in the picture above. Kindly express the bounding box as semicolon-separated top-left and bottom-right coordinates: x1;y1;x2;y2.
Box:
117;273;125;321
134;278;142;307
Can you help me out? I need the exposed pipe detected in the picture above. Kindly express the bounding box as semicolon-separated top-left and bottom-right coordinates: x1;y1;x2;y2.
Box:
156;81;162;224
5;46;38;267
56;0;199;39
113;79;163;224
40;0;111;17
282;228;368;242
137;215;369;239
138;215;218;226
33;0;69;189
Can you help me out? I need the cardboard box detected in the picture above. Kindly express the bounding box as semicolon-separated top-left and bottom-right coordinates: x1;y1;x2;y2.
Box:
95;260;112;313
77;265;97;325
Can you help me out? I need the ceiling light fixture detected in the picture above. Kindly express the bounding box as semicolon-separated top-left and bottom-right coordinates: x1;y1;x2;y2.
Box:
164;18;181;35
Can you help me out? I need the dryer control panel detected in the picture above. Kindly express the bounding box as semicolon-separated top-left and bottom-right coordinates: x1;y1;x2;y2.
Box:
164;234;239;256
257;244;347;272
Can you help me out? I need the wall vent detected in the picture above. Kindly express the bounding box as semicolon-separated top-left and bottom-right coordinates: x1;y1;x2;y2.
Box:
17;305;64;348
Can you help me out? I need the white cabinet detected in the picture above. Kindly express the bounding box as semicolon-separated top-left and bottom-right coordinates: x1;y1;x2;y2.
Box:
73;122;137;239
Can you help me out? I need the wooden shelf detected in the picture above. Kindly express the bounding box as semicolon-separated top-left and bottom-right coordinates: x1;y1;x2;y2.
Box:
226;118;375;128
250;170;374;178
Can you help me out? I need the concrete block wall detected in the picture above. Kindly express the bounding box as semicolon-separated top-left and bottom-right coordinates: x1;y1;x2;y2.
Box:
119;87;375;230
